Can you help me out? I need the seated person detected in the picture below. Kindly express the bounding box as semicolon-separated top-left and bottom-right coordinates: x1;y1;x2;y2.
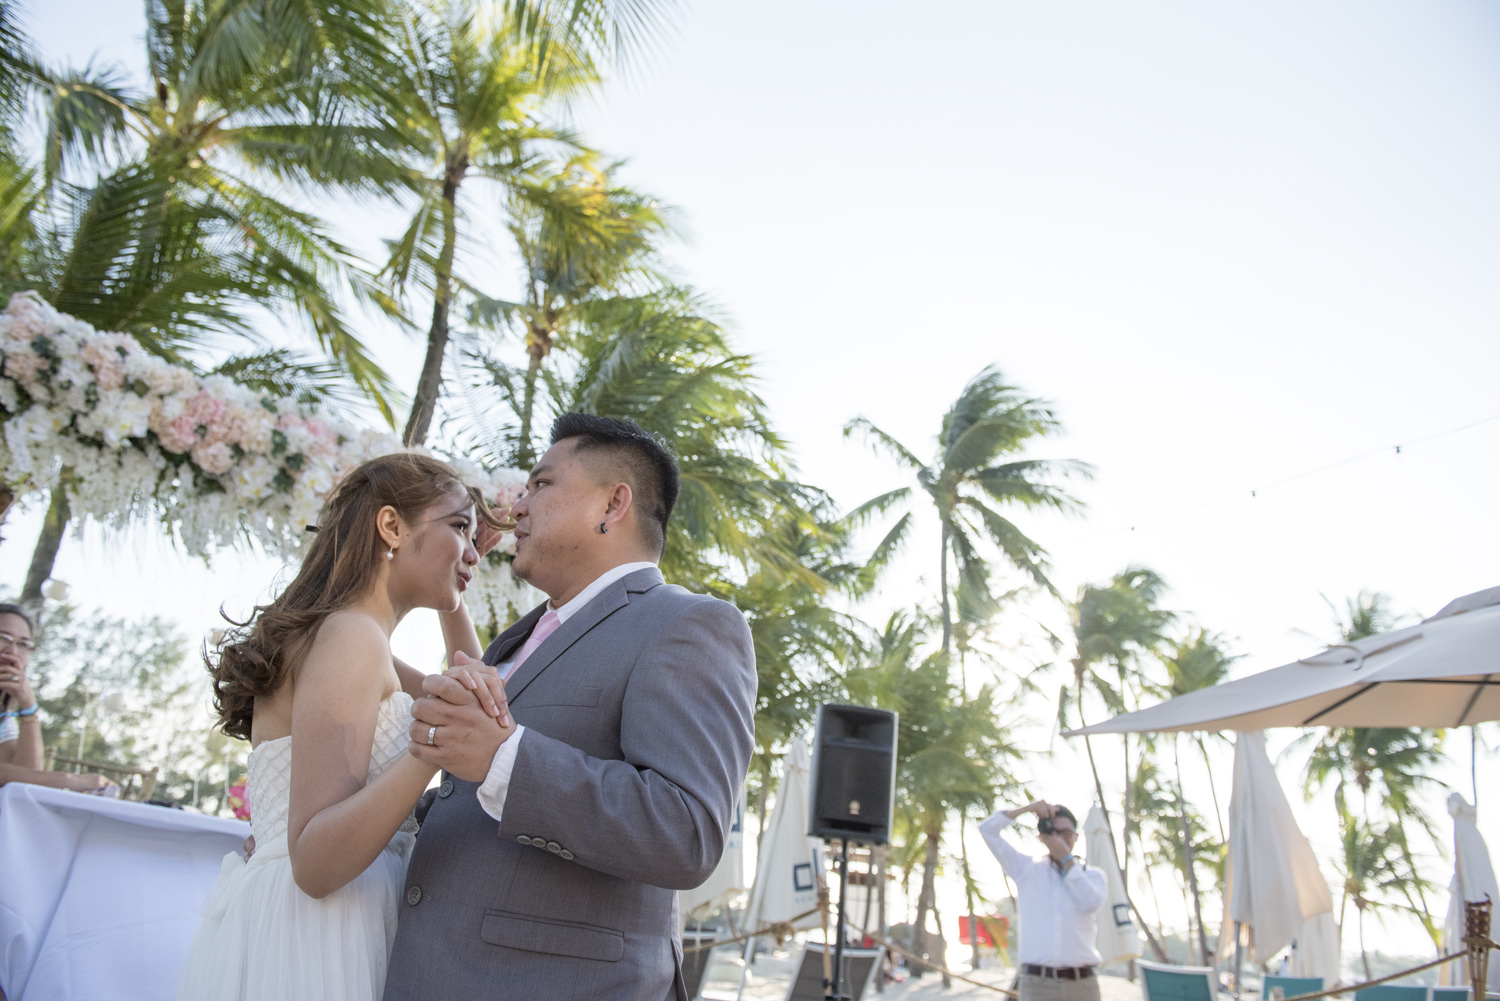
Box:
0;603;113;794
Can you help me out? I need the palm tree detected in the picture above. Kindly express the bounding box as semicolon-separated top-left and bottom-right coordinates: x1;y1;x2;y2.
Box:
845;366;1089;659
1336;816;1437;979
492;286;824;595
476;155;669;464
1063;567;1174;860
1155;628;1238;964
1299;590;1445;940
382;0;678;446
5;0;413;601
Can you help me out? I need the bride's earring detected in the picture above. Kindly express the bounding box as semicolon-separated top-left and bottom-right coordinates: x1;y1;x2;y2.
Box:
386;546;395;560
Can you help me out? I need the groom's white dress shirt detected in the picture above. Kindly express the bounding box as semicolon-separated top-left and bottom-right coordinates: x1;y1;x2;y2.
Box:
475;561;658;822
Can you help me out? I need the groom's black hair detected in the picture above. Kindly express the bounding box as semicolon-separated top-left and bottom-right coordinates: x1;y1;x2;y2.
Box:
550;413;679;556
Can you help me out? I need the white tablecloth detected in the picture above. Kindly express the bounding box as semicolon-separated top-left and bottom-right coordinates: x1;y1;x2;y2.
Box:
0;782;249;1001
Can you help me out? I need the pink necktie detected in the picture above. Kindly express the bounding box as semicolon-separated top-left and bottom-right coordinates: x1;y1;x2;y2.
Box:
502;609;561;680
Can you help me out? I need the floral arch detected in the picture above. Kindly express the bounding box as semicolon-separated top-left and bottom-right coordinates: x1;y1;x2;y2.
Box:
0;292;531;623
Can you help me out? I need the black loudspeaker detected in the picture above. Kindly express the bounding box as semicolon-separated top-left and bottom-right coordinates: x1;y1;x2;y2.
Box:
808;704;898;845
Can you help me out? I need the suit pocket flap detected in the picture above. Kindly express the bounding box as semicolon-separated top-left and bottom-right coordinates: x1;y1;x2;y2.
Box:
520;686;602;709
480;909;624;962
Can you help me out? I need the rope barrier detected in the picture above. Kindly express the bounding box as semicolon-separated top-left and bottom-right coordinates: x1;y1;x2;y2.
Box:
683;901;1499;1000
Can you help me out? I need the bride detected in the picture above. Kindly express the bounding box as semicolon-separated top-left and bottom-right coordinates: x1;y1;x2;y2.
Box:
178;453;513;1001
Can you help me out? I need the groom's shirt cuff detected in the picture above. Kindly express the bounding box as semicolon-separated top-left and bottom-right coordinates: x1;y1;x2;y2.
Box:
476;726;526;822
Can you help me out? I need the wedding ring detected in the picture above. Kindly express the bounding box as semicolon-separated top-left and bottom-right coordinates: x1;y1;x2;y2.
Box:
426;725;437;746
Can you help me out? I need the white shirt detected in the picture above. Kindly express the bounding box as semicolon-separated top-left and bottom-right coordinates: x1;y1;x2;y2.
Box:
475;561;658;822
978;810;1108;968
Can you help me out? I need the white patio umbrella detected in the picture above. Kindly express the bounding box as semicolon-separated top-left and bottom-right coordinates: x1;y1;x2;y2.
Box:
1440;793;1500;990
680;788;747;926
1216;732;1335;977
736;737;825;1000
1084;805;1141;965
1064;587;1500;736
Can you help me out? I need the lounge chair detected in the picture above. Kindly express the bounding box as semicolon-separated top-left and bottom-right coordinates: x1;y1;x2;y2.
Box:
1352;987;1427;1001
1264;976;1324;999
1137;960;1218;1001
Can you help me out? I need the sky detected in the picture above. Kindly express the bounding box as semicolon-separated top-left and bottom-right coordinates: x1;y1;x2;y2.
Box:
5;0;1499;966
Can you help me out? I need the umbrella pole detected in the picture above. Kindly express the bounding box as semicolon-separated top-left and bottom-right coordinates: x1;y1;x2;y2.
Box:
1234;921;1244;1000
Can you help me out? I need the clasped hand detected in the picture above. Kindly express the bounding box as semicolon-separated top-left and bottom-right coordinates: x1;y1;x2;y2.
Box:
408;651;518;783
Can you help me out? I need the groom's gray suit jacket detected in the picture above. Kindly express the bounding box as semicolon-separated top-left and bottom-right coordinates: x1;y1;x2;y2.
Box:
383;566;756;1001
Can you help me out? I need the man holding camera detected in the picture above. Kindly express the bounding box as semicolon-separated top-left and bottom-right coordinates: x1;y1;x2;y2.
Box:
979;799;1107;1001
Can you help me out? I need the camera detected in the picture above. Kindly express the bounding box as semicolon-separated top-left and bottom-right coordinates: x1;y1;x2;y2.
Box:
1038;816;1054;834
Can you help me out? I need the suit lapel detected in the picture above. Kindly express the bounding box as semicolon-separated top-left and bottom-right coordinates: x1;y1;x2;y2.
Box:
504;566;665;703
482;602;547;667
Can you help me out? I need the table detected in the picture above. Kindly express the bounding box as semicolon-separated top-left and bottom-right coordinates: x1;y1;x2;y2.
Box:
0;782;249;1000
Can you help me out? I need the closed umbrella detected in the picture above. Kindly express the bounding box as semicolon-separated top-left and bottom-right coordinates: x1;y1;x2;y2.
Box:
1217;732;1335;976
1084;805;1141;965
742;737;825;934
736;737;825;1001
1440;793;1500;991
680;788;747;925
1063;588;1500;736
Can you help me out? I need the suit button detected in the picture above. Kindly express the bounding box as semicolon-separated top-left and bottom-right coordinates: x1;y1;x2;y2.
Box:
406;885;422;906
517;834;532;844
438;779;454;798
546;841;562;853
530;837;548;848
559;849;575;860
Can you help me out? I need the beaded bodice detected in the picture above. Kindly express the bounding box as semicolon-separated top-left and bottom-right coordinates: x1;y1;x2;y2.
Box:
246;692;418;844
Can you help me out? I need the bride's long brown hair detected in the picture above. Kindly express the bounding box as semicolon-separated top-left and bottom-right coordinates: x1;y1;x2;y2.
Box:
209;453;500;740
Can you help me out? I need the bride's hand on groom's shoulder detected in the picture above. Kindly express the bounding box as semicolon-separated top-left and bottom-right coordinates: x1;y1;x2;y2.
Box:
407;654;518;783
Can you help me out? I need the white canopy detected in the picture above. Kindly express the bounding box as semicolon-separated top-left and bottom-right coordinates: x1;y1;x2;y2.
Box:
1064;587;1500;735
1217;732;1334;967
680;788;747;925
1440;793;1500;990
742;737;825;934
1084;805;1141;965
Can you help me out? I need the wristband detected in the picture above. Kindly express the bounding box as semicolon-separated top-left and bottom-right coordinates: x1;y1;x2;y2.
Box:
1;704;38;720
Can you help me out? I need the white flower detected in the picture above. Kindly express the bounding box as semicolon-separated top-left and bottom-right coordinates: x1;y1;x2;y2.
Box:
233;456;279;500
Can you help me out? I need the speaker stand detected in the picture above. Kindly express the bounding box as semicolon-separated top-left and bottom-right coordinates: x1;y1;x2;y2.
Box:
825;838;851;1001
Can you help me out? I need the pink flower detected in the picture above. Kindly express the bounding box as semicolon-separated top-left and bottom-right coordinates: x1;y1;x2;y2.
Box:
191;440;233;475
159;413;200;453
2;350;43;385
185;391;224;427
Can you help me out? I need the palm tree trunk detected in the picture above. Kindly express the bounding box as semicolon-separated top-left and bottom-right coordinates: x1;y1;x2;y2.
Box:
516;330;547;467
21;485;70;605
1359;907;1370;980
1196;736;1226;842
1173;736;1211;964
914;823;943;978
939;522;952;657
959;814;980;970
403;171;462;447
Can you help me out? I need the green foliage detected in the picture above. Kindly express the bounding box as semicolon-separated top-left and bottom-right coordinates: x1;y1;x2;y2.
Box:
21;596;242;814
0;0;407;419
846;365;1089;657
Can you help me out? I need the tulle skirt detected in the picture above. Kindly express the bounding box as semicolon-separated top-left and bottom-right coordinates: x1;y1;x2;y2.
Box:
177;832;414;1001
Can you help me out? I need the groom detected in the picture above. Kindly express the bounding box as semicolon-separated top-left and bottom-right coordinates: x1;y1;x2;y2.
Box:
386;414;757;1001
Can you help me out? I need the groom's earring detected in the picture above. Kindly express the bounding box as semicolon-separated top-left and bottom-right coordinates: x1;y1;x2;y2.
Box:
598;522;608;535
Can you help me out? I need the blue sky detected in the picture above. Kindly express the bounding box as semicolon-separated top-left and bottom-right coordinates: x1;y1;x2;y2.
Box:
9;0;1499;959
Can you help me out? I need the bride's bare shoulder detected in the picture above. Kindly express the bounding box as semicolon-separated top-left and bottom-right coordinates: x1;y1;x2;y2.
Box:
297;611;390;681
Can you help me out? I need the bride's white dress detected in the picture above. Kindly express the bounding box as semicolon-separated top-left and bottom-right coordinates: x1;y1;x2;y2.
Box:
178;693;418;1001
